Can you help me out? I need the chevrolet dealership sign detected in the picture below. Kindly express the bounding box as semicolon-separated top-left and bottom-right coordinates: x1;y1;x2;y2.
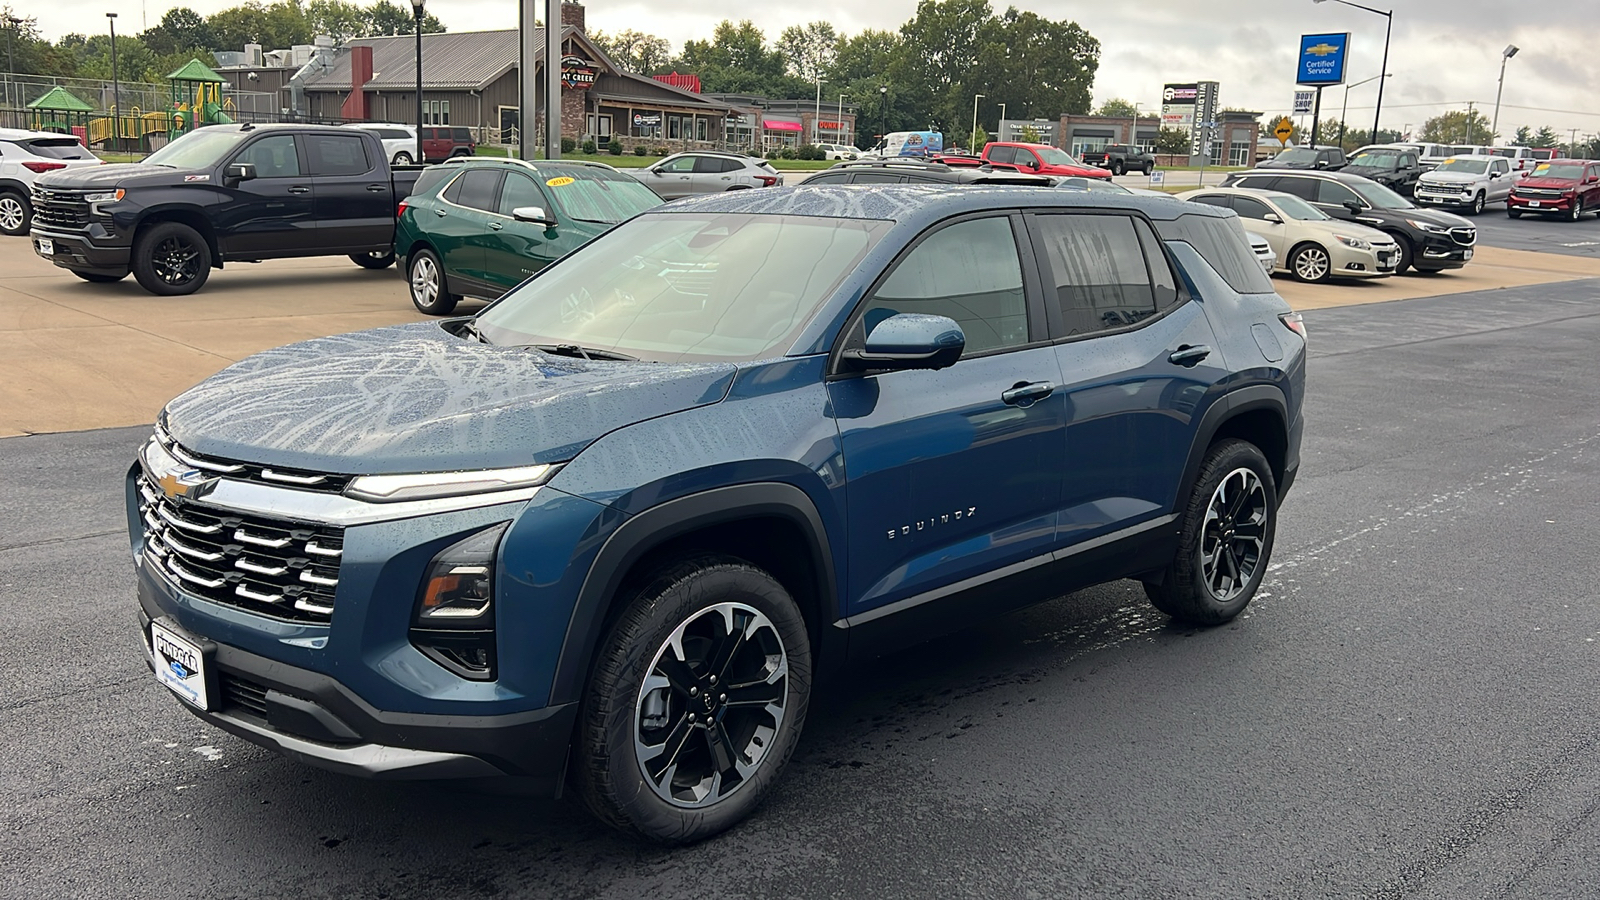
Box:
1296;32;1349;86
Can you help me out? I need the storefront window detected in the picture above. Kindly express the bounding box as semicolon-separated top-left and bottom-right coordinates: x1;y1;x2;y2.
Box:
696;117;708;142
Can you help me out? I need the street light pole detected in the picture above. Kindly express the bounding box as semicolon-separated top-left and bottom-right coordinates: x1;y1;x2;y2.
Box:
412;0;424;162
837;93;846;146
997;102;1006;141
1492;44;1519;141
813;77;821;146
1312;0;1393;145
1339;72;1389;147
106;13;119;148
879;85;887;148
970;93;984;153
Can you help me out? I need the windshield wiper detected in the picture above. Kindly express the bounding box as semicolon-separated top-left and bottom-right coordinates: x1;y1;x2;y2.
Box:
531;343;637;361
457;319;492;345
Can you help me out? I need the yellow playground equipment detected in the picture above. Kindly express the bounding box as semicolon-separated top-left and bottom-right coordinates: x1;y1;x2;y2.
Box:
85;58;236;148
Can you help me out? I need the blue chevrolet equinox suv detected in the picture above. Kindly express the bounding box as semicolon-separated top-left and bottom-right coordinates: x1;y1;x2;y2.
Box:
130;186;1304;842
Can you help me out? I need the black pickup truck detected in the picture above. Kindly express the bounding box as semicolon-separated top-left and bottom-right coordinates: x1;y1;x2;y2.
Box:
1079;144;1155;176
29;123;423;295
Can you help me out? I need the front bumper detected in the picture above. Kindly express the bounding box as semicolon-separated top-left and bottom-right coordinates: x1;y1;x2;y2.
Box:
1508;194;1574;212
31;225;131;276
137;582;576;785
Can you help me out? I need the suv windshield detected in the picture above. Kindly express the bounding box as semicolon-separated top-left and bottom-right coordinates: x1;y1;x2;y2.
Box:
477;213;891;363
1435;158;1489;175
1273;194;1329;220
541;166;664;223
1347;179;1414;209
1350;151;1400;169
1530;163;1585;180
1271;149;1319;164
145;129;250;169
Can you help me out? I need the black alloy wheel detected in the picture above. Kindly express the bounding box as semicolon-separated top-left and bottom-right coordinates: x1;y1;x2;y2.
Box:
131;221;211;296
0;190;29;235
349;251;395;269
1146;439;1278;624
576;556;811;843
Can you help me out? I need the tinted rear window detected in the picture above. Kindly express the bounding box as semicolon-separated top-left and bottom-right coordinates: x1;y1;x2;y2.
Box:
22;137;94;160
1154;213;1276;294
452;128;473;142
412;166;456;197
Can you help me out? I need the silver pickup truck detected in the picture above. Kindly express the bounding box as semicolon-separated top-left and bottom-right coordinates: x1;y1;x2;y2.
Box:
1413;154;1517;215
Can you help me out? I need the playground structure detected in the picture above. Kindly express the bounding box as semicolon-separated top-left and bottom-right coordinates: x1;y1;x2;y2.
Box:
81;59;237;149
26;86;94;143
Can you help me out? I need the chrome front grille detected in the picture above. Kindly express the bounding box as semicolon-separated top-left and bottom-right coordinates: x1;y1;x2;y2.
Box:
30;188;90;229
136;474;344;623
1516;188;1563;197
1416;182;1467;196
1450;227;1476;246
154;424;352;494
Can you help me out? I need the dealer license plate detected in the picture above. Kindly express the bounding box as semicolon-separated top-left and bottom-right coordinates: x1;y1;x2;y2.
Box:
1529;201;1541;208
34;238;53;256
151;622;209;710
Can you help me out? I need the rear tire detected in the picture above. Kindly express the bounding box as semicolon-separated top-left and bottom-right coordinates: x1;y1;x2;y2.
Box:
392;151;413;165
406;248;458;315
131;221;211;296
574;556;811;843
349;251;395;269
0;190;30;235
1145;439;1277;625
1111;161;1125;176
1142;162;1154;176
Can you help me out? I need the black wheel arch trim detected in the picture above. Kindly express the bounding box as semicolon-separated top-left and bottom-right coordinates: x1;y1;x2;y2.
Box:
0;178;29;196
548;481;841;706
1175;384;1292;512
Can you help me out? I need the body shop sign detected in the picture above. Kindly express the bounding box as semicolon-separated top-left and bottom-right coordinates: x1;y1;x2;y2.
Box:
561;55;597;90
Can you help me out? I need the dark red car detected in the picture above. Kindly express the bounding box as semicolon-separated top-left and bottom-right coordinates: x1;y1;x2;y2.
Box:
981;141;1113;180
1507;159;1600;221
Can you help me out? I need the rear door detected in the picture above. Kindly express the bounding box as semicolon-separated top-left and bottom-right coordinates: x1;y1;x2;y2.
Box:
1031;212;1230;547
215;133;315;257
480;170;558;293
691;155;737;194
1487;157;1513;201
431;167;503;291
305;131;392;251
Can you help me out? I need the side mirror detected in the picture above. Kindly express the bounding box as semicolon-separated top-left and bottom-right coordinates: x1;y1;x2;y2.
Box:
1263;212;1283;224
1314;160;1329;169
1490;171;1502;179
849;313;965;371
511;206;557;227
224;162;256;182
1343;199;1364;213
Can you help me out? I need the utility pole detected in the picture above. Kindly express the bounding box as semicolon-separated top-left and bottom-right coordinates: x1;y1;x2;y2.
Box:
1466;101;1475;144
107;13;119;149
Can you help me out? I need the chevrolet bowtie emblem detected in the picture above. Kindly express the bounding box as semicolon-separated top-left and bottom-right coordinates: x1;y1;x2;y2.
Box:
158;468;218;503
1306;43;1340;56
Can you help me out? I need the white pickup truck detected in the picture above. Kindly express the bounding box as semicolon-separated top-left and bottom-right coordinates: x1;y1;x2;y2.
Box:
1412;154;1516;216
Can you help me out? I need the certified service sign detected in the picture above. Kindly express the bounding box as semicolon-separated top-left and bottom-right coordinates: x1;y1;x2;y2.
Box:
1297;32;1350;86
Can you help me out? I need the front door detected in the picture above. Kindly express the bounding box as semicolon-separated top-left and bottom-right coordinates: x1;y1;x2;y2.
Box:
481;170;560;293
1029;212;1229;547
830;214;1065;618
305;131;392;251
1230;194;1290;261
641;155;696;199
216;134;314;258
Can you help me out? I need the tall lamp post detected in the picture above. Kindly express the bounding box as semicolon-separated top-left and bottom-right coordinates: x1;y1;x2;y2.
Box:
837;93;847;146
1491;44;1519;140
1338;72;1390;147
878;85;887;149
106;13;119;148
997;102;1006;142
5;15;19;114
412;0;425;162
1312;0;1392;145
969;93;984;153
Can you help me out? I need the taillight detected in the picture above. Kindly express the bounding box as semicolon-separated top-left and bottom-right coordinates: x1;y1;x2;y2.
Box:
397;201;408;217
1280;312;1307;339
756;174;778;187
22;161;67;174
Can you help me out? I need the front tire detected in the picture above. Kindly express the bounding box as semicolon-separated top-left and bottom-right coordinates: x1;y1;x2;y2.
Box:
1391;234;1415;274
131;221;211;296
406;248;458;315
1142;162;1154;176
0;190;29;235
1507;208;1522;219
575;556;811;844
1568;198;1584;222
1146;439;1278;625
349;251;395;269
1290;243;1332;283
1470;192;1486;215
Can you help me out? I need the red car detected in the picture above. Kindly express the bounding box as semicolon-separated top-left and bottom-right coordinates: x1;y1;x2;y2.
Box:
1507;159;1600;221
981;142;1113;180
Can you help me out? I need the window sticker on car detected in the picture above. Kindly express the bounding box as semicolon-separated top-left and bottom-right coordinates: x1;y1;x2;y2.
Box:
546;176;576;187
184;174;209;182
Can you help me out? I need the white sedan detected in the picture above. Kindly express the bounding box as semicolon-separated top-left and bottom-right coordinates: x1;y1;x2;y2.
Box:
1179;187;1398;283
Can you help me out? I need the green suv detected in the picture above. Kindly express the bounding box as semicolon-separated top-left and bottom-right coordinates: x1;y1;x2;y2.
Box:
395;159;662;314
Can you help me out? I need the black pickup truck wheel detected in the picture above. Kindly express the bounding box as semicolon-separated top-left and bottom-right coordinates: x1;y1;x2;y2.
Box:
132;221;211;296
1111;161;1126;176
349;251;395;269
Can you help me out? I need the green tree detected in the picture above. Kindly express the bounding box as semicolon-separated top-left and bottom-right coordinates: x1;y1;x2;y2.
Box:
831;30;908;139
207;2;311;51
980;8;1097;121
1154;126;1190;155
1420;109;1494;145
1513;125;1532;146
140;8;216;56
362;0;442;37
890;0;991;131
1316;118;1345;148
591;29;672;74
1095;98;1139;118
775;21;837;85
673;20;803;96
1531;125;1559;148
307;0;368;43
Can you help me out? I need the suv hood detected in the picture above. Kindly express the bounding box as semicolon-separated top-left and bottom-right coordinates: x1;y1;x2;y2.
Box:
163;322;737;475
1516;176;1579;190
35;163;185;190
1344;164;1401;180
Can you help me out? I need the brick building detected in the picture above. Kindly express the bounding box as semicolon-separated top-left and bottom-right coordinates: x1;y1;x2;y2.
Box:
1055;110;1264;166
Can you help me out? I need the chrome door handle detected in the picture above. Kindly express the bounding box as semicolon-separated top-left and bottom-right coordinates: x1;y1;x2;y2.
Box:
1168;344;1212;367
366;184;386;192
1001;381;1055;407
287;186;310;194
434;208;448;217
489;222;503;231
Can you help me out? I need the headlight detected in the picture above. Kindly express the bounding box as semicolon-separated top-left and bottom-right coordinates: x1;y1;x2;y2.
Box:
411;522;510;680
83;189;124;204
344;463;560;502
1406;220;1451;234
1334;234;1371;250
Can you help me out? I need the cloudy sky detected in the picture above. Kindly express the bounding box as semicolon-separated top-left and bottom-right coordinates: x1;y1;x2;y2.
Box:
37;0;1600;140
